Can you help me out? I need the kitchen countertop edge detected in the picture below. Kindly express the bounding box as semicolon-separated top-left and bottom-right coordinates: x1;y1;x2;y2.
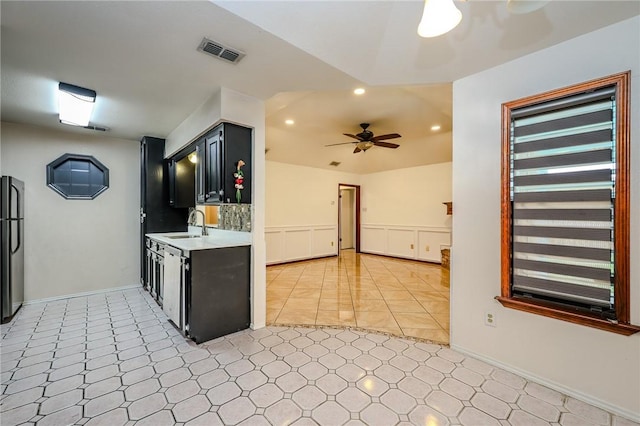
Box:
146;229;251;252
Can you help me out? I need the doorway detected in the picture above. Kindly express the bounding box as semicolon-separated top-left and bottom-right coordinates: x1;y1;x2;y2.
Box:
338;184;360;252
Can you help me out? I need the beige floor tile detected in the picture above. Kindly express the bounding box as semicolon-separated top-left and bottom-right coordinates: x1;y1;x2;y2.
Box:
420;300;451;314
294;281;324;290
318;298;353;311
320;289;352;299
393;312;442;329
355;310;397;329
401;327;449;344
267;288;293;299
350;289;383;300
380;290;414;301
276;309;317;325
266;308;281;323
316;310;356;327
266;297;287;310
289;288;321;300
386;300;426;313
430;313;450;329
353;299;389;312
376;282;406;291
298;275;322;284
283;298;319;310
412;291;449;302
268;280;298;289
320;281;351;290
266;251;452;341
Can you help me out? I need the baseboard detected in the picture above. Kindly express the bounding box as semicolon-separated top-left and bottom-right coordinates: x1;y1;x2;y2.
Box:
360;250;442;265
23;284;142;306
450;343;640;423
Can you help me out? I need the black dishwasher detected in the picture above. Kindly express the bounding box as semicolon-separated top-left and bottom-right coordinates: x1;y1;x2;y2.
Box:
187;246;250;344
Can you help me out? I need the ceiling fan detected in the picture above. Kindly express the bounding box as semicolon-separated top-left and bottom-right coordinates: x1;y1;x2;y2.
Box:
325;123;401;153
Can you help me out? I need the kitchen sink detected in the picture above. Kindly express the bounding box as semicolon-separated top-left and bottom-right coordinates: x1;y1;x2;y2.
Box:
166;234;201;239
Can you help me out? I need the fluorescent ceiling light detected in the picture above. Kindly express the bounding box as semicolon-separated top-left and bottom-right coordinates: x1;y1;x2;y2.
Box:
417;0;462;38
285;119;295;125
353;88;366;95
431;124;441;131
59;82;96;127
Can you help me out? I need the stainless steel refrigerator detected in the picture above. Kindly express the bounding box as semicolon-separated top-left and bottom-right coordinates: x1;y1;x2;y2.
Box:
1;176;24;323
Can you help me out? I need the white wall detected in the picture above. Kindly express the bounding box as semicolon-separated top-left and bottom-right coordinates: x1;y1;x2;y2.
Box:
265;161;452;264
1;122;140;301
266;161;360;227
163;87;267;330
265;161;360;264
451;16;640;420
360;163;452;262
361;162;452;227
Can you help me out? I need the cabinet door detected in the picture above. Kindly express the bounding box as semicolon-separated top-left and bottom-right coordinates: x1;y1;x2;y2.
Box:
205;132;222;203
195;140;206;204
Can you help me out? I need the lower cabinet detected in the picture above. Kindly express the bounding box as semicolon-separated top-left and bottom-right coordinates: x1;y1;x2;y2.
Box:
188;246;250;343
145;239;251;344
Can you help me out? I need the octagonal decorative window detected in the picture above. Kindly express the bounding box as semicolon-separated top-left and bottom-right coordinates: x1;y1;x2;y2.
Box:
46;154;109;200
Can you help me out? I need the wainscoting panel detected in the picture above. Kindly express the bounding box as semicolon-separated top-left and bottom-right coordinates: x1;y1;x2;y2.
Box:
362;224;451;263
265;226;338;265
313;227;337;258
361;226;386;255
418;230;452;263
387;229;416;259
284;229;311;261
265;230;284;265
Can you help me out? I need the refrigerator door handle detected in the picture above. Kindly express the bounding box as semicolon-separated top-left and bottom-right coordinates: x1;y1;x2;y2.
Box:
11;184;21;255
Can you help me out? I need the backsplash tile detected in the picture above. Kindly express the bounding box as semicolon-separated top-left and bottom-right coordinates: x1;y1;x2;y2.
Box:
218;204;251;232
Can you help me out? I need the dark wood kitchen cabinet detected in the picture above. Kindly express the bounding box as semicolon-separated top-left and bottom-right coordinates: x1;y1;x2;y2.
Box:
169;122;252;206
203;123;252;205
140;136;188;285
195;139;206;204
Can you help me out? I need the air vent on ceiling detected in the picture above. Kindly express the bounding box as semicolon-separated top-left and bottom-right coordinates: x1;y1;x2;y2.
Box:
329;161;341;167
198;38;245;64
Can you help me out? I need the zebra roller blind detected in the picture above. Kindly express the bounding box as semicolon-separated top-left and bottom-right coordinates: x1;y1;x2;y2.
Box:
509;86;617;311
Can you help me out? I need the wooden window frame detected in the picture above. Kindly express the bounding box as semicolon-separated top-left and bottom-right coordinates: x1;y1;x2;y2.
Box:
497;71;640;336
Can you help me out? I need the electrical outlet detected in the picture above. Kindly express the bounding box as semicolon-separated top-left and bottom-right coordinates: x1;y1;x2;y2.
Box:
425;245;430;252
485;311;497;327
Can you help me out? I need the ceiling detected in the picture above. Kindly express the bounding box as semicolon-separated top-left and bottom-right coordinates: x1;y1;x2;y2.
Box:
2;1;638;173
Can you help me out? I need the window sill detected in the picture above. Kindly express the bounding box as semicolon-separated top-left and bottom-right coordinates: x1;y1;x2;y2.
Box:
495;296;640;336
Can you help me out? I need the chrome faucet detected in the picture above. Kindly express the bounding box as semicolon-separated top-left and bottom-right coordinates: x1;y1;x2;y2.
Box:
187;209;208;236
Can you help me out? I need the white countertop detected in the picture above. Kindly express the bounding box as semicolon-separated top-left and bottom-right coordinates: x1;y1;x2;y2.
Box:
146;228;251;253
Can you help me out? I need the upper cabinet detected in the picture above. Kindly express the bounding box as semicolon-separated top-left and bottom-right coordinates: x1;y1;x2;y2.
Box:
171;122;252;206
195;139;206;204
202;123;252;205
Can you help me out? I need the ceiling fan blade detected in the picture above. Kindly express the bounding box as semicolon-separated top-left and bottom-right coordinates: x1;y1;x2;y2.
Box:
353;146;362;153
373;141;399;149
325;142;356;147
371;133;401;142
344;133;364;141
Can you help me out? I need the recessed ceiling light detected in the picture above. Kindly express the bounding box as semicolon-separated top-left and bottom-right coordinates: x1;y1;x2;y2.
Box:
431;124;441;131
285;119;295;125
353;88;366;95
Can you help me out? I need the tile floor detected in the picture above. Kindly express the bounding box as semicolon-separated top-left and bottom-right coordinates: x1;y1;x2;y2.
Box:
1;288;637;426
267;250;450;344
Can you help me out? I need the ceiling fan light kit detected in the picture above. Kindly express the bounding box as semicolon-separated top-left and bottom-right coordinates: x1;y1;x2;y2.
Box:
418;0;550;38
325;123;401;154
